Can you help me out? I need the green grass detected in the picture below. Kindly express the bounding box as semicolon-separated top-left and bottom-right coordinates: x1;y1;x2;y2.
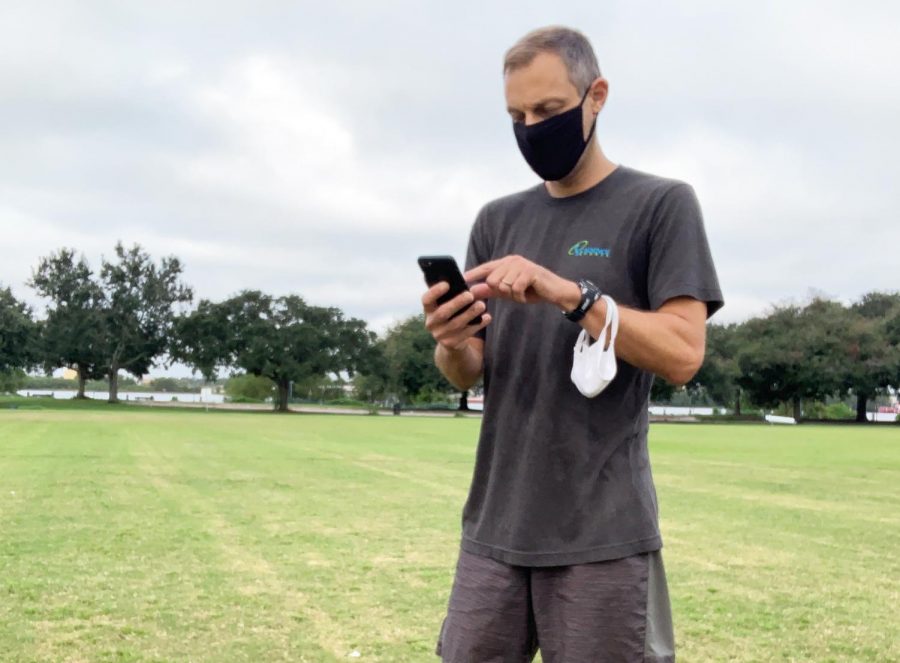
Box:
0;408;897;662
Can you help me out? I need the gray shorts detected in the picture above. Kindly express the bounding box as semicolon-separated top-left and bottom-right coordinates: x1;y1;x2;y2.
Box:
435;547;675;663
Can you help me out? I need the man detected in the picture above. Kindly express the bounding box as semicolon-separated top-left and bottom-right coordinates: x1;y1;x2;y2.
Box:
423;26;723;662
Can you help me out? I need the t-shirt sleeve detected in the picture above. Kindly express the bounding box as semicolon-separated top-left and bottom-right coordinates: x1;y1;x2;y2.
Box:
465;206;492;340
647;183;724;318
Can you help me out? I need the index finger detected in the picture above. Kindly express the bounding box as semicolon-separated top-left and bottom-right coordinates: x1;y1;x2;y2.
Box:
464;260;500;283
421;281;450;310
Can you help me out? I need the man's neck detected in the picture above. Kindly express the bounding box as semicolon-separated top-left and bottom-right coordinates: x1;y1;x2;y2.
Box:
544;143;617;198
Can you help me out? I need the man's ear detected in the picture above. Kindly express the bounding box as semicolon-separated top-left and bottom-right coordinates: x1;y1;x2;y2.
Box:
589;78;608;114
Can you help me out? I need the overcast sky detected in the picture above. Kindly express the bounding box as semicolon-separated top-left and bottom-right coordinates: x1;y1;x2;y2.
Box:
2;1;898;375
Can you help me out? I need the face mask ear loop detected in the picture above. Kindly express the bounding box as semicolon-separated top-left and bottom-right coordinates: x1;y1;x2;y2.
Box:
591;300;614;349
582;85;598;144
602;295;619;354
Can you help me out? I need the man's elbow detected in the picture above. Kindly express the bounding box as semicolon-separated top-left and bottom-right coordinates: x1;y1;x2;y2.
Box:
664;349;704;386
448;371;482;393
436;357;481;393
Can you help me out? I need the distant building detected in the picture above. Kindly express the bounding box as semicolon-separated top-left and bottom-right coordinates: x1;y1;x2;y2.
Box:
62;368;78;380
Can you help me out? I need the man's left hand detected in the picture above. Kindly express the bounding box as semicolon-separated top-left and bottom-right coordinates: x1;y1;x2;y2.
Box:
465;255;580;309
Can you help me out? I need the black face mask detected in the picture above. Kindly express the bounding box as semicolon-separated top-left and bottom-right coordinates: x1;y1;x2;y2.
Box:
513;87;596;182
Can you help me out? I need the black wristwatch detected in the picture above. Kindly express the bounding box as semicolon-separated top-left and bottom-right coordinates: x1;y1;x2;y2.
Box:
562;279;602;322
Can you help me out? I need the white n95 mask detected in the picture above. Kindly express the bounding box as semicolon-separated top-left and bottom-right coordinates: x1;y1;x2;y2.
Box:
570;295;619;398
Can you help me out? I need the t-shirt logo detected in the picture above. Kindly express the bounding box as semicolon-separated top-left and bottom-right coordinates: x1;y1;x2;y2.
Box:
568;240;611;257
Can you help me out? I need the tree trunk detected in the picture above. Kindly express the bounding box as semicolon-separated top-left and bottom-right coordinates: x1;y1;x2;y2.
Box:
733;388;742;416
108;367;119;404
458;391;469;411
856;393;869;423
276;380;290;412
792;397;802;422
76;369;87;399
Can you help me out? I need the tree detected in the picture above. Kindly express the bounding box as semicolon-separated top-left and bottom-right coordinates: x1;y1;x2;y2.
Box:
294;374;348;402
649;378;676;403
688;322;743;413
852;291;900;320
352;339;391;403
0;285;36;373
0;285;37;391
174;291;375;412
150;377;180;392
28;248;107;398
169;298;229;380
840;292;900;422
736;301;842;420
381;315;457;404
225;373;275;402
0;368;26;394
99;243;193;403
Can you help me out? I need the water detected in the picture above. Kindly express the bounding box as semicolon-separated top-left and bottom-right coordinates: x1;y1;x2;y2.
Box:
649;406;717;416
466;400;715;416
16;389;224;404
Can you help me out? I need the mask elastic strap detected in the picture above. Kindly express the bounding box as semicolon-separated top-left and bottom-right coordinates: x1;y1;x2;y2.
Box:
602;295;618;352
581;85;598;144
590;295;614;349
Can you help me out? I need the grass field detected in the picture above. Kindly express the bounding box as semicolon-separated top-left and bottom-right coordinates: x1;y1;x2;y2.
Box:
1;403;898;662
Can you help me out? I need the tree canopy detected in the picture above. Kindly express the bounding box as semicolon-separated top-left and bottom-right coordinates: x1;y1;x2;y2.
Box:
29;248;107;398
0;285;36;379
174;291;376;411
99;243;193;402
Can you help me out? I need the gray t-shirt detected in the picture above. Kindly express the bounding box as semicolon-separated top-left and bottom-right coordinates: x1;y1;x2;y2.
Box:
460;165;723;567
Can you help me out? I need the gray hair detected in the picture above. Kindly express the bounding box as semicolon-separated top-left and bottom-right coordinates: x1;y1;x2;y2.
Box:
503;26;601;94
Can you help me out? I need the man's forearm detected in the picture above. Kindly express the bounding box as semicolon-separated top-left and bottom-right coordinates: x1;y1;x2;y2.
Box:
606;305;704;385
435;342;483;391
558;283;704;385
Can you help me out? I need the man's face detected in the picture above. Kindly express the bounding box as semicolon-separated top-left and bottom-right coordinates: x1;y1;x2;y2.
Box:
504;51;601;141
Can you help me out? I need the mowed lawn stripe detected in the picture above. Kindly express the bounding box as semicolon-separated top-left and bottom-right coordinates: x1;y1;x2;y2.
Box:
3;412;225;662
132;427;342;662
650;423;899;662
206;416;474;661
2;410;897;662
126;413;472;661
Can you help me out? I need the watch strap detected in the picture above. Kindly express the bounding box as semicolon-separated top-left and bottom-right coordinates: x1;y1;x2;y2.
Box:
563;279;602;322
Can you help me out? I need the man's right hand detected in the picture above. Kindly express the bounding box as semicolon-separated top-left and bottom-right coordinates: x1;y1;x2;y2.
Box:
422;282;491;351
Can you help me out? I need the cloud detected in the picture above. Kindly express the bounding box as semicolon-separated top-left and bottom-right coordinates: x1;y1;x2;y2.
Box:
1;0;898;373
621;124;898;321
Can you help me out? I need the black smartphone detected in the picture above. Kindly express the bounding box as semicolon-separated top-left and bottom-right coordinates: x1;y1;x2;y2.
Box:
417;255;483;325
